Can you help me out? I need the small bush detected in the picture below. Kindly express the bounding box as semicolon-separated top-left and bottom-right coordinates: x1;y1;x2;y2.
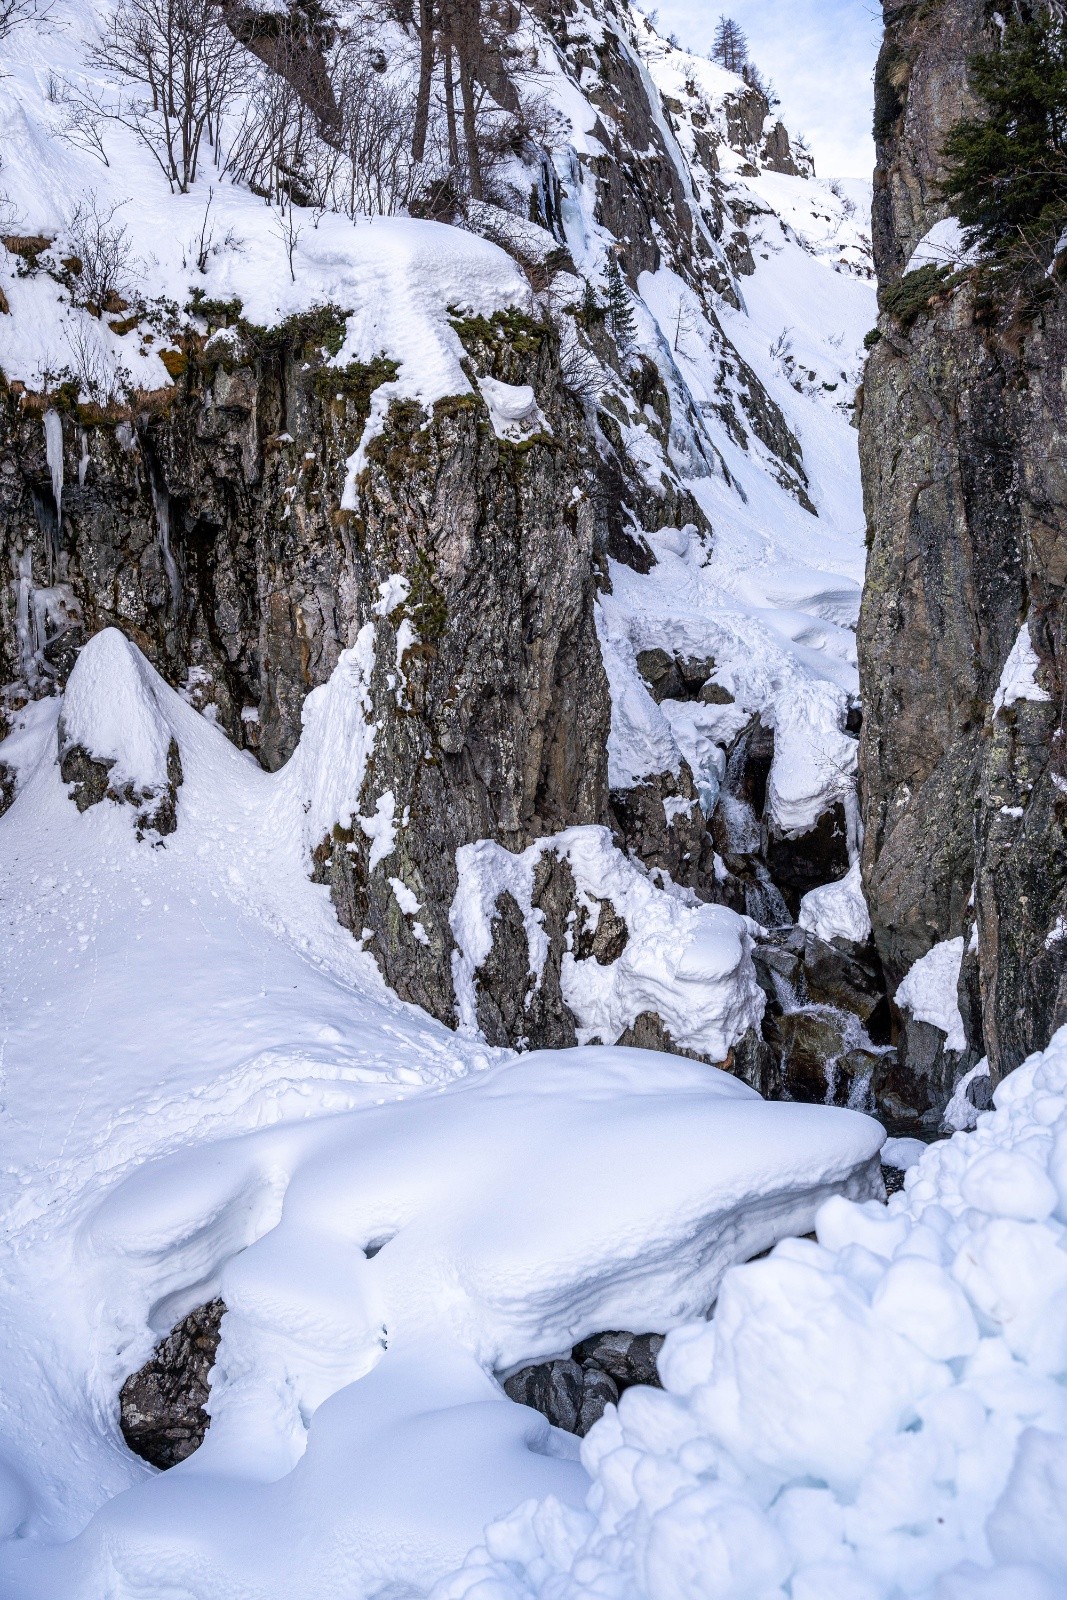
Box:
880;263;958;329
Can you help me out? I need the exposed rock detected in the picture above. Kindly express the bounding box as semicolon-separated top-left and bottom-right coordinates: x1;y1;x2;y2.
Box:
59;735;183;838
860;0;1067;1094
0;760;14;817
503;1329;664;1437
766;803;851;918
119;1299;224;1469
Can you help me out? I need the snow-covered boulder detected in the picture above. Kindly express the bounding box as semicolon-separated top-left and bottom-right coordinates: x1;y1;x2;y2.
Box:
57;629;183;837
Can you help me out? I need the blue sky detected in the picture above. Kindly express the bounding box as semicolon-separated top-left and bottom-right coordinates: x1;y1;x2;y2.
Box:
650;0;882;179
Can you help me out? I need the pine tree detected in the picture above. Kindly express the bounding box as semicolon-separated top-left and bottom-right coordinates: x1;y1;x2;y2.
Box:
711;15;748;75
604;253;636;349
941;7;1067;262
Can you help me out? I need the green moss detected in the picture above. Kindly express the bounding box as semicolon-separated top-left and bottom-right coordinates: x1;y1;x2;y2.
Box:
880;263;961;328
449;306;548;356
314;356;399;422
407;550;447;644
863;327;883;349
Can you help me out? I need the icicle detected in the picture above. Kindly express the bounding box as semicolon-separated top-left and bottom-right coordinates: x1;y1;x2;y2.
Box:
43;410;63;581
15;548;38;683
78;428;90;488
150;471;181;620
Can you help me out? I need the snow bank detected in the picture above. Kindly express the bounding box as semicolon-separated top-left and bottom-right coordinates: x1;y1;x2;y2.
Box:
57;625;176;793
897;937;967;1052
0;1046;883;1598
799;860;871;944
437;1029;1067;1600
451;826;765;1060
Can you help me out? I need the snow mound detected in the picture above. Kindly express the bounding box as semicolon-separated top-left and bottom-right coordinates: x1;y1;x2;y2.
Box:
799;861;872;944
897;937;966;1053
57;625;178;796
0;1048;883;1598
451;826;765;1059
437;1028;1067;1600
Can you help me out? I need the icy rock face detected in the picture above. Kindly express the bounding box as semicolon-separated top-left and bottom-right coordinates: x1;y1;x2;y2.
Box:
859;0;1067;1105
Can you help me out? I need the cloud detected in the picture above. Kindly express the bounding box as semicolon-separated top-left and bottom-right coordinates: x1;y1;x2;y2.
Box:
650;0;881;180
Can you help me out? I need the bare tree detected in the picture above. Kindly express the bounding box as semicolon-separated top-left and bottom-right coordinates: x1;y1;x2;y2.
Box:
90;0;247;192
63;194;137;310
711;16;748;74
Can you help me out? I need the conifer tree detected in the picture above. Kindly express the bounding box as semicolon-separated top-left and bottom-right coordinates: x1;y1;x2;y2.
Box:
941;6;1067;262
711;16;748;74
604;253;636;349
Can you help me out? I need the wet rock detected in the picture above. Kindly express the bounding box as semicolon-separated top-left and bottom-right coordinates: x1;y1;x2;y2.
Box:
766;803;851;918
504;1330;664;1437
572;1330;665;1389
634;649;717;704
119;1299;224;1469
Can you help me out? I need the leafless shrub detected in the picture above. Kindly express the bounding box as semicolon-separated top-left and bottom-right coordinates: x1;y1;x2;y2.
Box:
89;0;247;192
181;187;243;273
56;81;113;167
63;194;136;310
271;198;302;282
62;320;131;405
0;0;50;46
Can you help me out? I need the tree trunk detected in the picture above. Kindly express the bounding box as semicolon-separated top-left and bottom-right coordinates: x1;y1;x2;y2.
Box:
458;49;482;199
443;36;459;169
411;0;434;163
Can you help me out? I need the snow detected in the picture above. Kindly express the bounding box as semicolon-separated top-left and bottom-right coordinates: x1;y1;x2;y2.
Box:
906;217;979;275
799;861;872;944
946;1061;994;1133
451;827;765;1059
993;621;1051;712
882;1135;928;1171
897;938;967;1053
0;633;884;1598
436;1026;1067;1600
57;624;176;793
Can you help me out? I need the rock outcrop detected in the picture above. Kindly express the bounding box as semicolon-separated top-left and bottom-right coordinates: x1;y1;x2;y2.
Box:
859;0;1067;1111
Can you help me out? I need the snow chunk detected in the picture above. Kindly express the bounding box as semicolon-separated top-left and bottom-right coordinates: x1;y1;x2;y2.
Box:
282;623;376;851
360;789;397;872
57;627;175;794
799;861;871;944
439;1023;1067;1600
896;936;966;1052
993;622;1051;712
477;375;550;442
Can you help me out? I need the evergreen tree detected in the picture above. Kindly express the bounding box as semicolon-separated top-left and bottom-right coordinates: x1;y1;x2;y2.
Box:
941;7;1067;262
711;15;748;75
604;252;636;349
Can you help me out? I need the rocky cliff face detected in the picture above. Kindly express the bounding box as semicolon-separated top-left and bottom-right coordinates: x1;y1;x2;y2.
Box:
860;0;1067;1112
1;0;880;1083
